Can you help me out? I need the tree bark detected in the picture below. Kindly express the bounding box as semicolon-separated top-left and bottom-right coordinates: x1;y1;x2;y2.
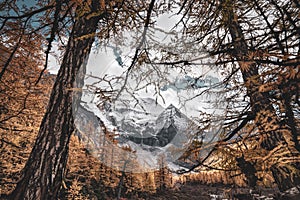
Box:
9;1;103;199
235;156;258;188
223;0;300;192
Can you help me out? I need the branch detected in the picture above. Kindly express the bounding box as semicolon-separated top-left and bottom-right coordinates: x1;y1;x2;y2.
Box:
222;112;255;142
0;138;21;149
114;0;156;101
35;0;62;84
0;18;28;81
0;93;30;124
176;146;216;174
175;112;255;174
0;5;54;20
0;5;54;32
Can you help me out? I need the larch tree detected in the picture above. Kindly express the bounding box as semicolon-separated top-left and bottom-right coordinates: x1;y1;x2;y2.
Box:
221;0;300;190
172;0;300;191
0;0;55;194
3;0;159;198
8;0;105;199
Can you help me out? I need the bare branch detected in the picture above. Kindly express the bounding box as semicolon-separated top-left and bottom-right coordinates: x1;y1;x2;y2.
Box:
35;0;62;84
114;0;156;101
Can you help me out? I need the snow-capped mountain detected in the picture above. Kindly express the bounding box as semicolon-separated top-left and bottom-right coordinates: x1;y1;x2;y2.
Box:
74;97;200;171
101;98;198;148
124;103;196;148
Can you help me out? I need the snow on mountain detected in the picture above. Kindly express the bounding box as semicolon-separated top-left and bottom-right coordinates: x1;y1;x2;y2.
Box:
108;99;197;149
75;96;200;171
107;97;165;137
160;74;221;92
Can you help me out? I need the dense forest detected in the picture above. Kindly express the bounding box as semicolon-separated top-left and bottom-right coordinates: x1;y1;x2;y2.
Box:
0;0;299;199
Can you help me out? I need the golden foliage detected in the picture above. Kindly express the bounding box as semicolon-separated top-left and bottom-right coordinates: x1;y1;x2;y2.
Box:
239;61;255;72
0;31;54;194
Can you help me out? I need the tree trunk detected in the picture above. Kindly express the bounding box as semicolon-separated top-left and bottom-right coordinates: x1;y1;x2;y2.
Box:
235;156;258;188
9;1;103;199
223;0;300;192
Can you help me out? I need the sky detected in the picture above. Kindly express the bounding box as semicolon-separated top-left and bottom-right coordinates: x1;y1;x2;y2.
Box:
44;3;226;121
72;8;225;114
48;4;183;74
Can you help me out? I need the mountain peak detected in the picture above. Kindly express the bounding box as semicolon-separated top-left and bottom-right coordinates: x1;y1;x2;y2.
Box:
162;104;182;117
166;104;176;109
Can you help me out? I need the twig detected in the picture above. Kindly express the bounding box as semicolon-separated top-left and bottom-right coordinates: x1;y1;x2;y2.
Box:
113;0;156;101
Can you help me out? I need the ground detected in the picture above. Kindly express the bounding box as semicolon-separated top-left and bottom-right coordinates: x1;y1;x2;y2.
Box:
126;183;300;200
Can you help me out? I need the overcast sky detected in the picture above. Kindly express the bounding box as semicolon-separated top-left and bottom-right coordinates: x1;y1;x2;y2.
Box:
46;5;225;121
